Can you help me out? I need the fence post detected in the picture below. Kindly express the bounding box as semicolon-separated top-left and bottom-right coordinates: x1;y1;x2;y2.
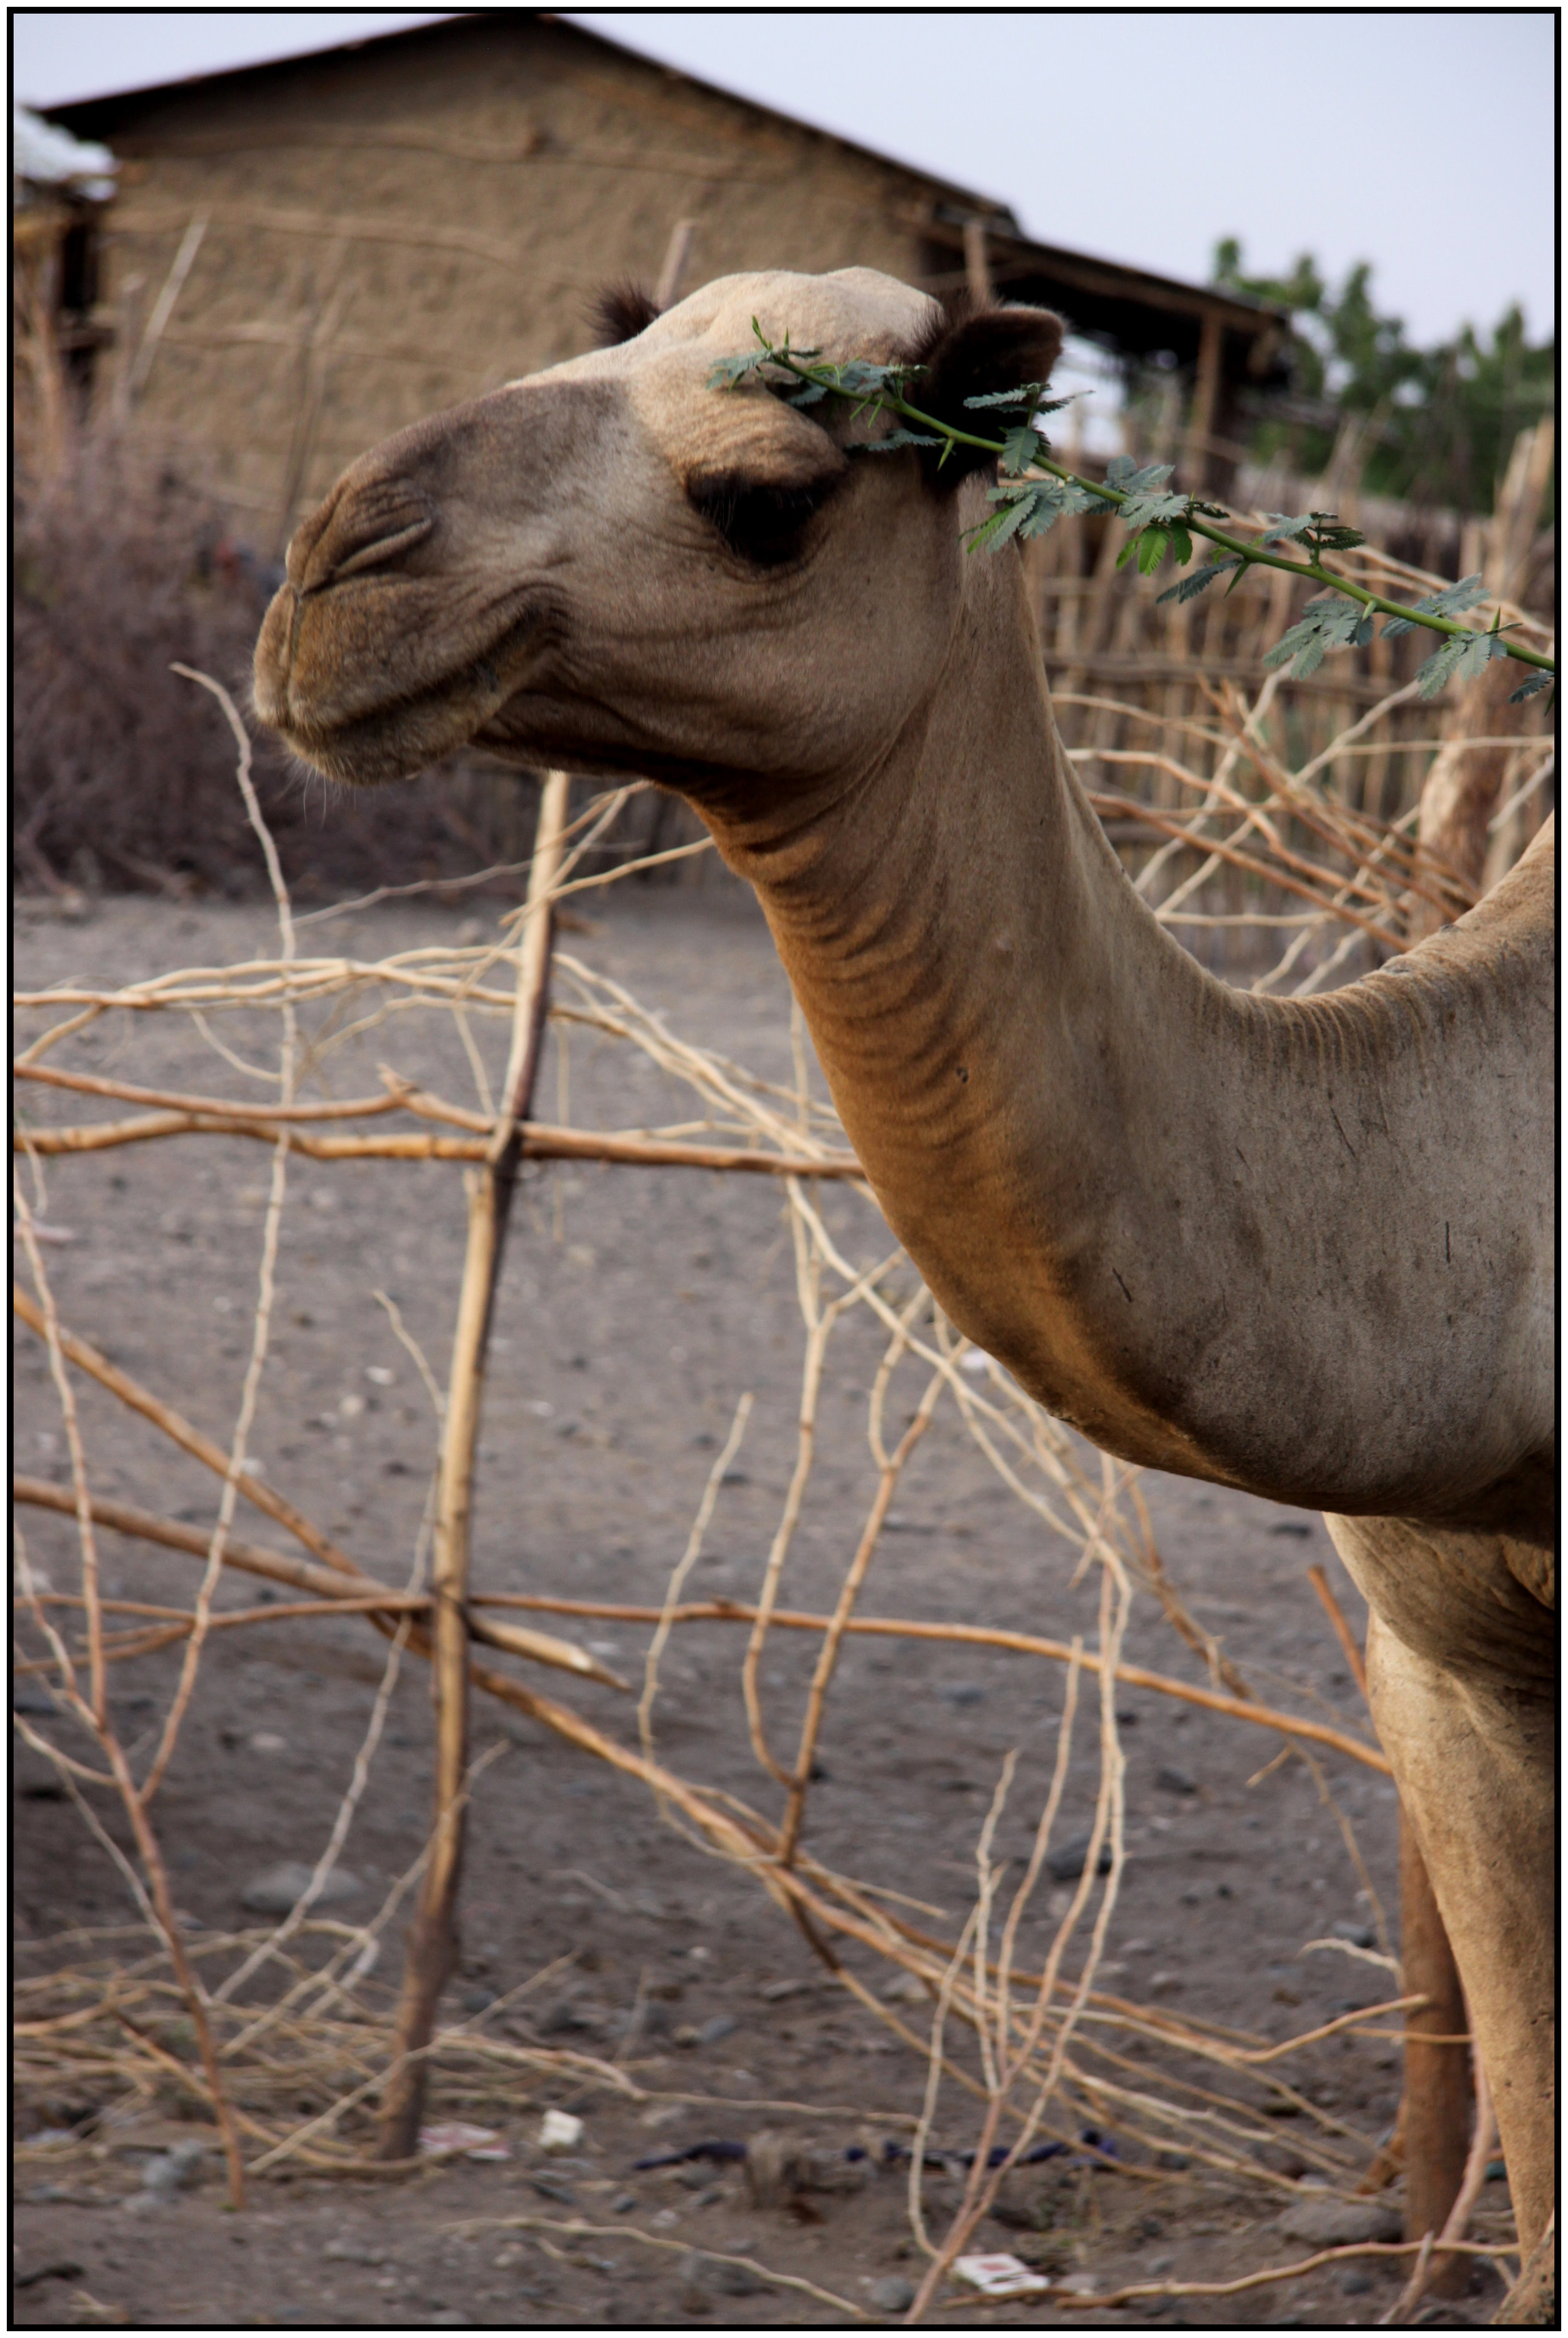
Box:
375;768;571;2161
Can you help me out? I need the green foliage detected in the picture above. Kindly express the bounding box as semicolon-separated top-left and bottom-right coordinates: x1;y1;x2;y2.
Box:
1508;670;1554;703
1263;593;1374;679
1380;574;1490;637
1212;240;1555;519
1257;512;1366;556
1155;555;1244;605
999;425;1042;476
1413;618;1513;699
709;324;1554;697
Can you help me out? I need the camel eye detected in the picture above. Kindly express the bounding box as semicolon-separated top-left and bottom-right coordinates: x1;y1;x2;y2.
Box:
687;470;840;568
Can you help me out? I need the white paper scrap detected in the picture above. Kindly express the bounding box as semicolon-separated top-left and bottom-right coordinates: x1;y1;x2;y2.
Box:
953;2252;1050;2298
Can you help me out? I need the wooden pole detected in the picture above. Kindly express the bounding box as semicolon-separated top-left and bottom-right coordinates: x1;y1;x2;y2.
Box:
1400;1813;1474;2295
962;220;993;306
654;218;696;313
374;770;571;2161
1182;309;1223;494
1406;418;1554;938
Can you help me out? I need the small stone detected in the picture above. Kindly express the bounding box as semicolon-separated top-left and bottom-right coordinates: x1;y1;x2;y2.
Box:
1331;1920;1376;1949
1340;2268;1374;2294
882;1970;930;2005
1277;2197;1401;2247
869;2273;917;2314
323;2239;384;2266
1157;1764;1197;1796
611;2192;637;2214
697;2014;737;2047
460;1987;495;2013
241;1861;360;1914
1046;1831;1112;1882
144;2139;206;2196
704;2255;768;2298
539;2108;584;2154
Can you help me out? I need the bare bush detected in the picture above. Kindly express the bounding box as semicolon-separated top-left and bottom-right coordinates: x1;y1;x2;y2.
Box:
11;415;701;903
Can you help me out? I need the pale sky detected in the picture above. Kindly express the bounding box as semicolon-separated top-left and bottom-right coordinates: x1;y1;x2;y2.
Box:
14;10;1556;349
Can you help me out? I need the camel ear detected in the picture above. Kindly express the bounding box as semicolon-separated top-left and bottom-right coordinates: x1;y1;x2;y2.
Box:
911;301;1065;485
591;282;661;346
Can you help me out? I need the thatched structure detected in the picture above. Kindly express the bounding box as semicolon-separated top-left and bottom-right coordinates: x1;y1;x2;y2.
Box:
41;13;1288;550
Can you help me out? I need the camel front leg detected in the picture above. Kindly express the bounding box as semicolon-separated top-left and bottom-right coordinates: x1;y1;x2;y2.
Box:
1360;1608;1555;2293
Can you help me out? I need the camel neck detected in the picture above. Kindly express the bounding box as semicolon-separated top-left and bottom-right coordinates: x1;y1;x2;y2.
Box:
699;558;1554;1524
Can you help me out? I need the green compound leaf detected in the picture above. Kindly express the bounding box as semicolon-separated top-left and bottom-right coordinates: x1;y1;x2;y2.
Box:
1120;486;1192;530
965;495;1035;553
965;477;1103;553
1415;626;1513;698
707;351;768;389
1168;522;1194;568
963;382;1046;410
999;425;1042;475
860;428;942;453
1263;591;1374;678
1381;573;1489;637
1508;669;1554;702
1156;554;1244;605
1103;456;1175;497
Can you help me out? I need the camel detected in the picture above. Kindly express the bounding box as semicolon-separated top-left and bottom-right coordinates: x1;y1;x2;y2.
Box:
253;268;1555;2315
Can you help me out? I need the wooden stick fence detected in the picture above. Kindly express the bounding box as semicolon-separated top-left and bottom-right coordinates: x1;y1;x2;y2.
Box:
13;659;1539;2310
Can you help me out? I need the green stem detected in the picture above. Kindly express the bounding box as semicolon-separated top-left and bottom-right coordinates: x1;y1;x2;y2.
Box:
764;351;1555;677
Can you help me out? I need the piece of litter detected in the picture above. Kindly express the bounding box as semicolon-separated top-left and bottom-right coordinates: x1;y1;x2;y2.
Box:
958;1349;991;1374
953;2253;1050;2298
539;2109;584;2154
419;2122;509;2162
365;1365;395;1386
17;1220;75;1244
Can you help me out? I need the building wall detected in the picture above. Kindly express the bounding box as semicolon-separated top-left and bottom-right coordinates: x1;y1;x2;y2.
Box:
80;16;950;548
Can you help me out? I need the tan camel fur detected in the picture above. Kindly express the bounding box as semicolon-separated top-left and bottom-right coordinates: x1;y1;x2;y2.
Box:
254;269;1555;2309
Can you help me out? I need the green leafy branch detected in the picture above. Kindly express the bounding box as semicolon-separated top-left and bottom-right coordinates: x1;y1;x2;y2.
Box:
710;325;1554;702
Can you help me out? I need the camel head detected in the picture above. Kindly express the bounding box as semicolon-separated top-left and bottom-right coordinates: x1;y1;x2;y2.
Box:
253;268;1063;810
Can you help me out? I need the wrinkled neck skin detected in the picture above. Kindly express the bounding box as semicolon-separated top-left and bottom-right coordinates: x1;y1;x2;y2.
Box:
697;548;1554;1542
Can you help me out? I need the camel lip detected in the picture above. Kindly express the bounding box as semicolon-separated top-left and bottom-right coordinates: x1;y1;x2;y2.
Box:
256;585;559;786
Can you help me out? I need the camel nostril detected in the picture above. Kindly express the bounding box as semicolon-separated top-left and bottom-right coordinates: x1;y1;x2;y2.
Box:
327;515;435;581
290;482;435;596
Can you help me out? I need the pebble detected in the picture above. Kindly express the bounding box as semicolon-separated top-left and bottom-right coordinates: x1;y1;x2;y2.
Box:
869;2273;917;2314
1157;1764;1197;1796
936;1682;985;1707
610;2192;637;2214
1277;2197;1401;2246
323;2240;384;2266
241;1861;361;1914
1340;2268;1374;2294
143;2140;206;2196
680;2251;768;2306
1331;1920;1377;1949
1045;1831;1112;1882
539;2108;584;2154
697;2014;737;2046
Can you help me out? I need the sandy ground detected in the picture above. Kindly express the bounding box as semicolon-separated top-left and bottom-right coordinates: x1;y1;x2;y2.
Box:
13;886;1506;2328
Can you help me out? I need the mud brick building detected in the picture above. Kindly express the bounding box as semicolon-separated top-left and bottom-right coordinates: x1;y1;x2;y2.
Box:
40;13;1287;550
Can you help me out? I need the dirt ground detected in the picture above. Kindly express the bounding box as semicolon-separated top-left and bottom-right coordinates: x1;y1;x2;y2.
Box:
13;883;1508;2329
